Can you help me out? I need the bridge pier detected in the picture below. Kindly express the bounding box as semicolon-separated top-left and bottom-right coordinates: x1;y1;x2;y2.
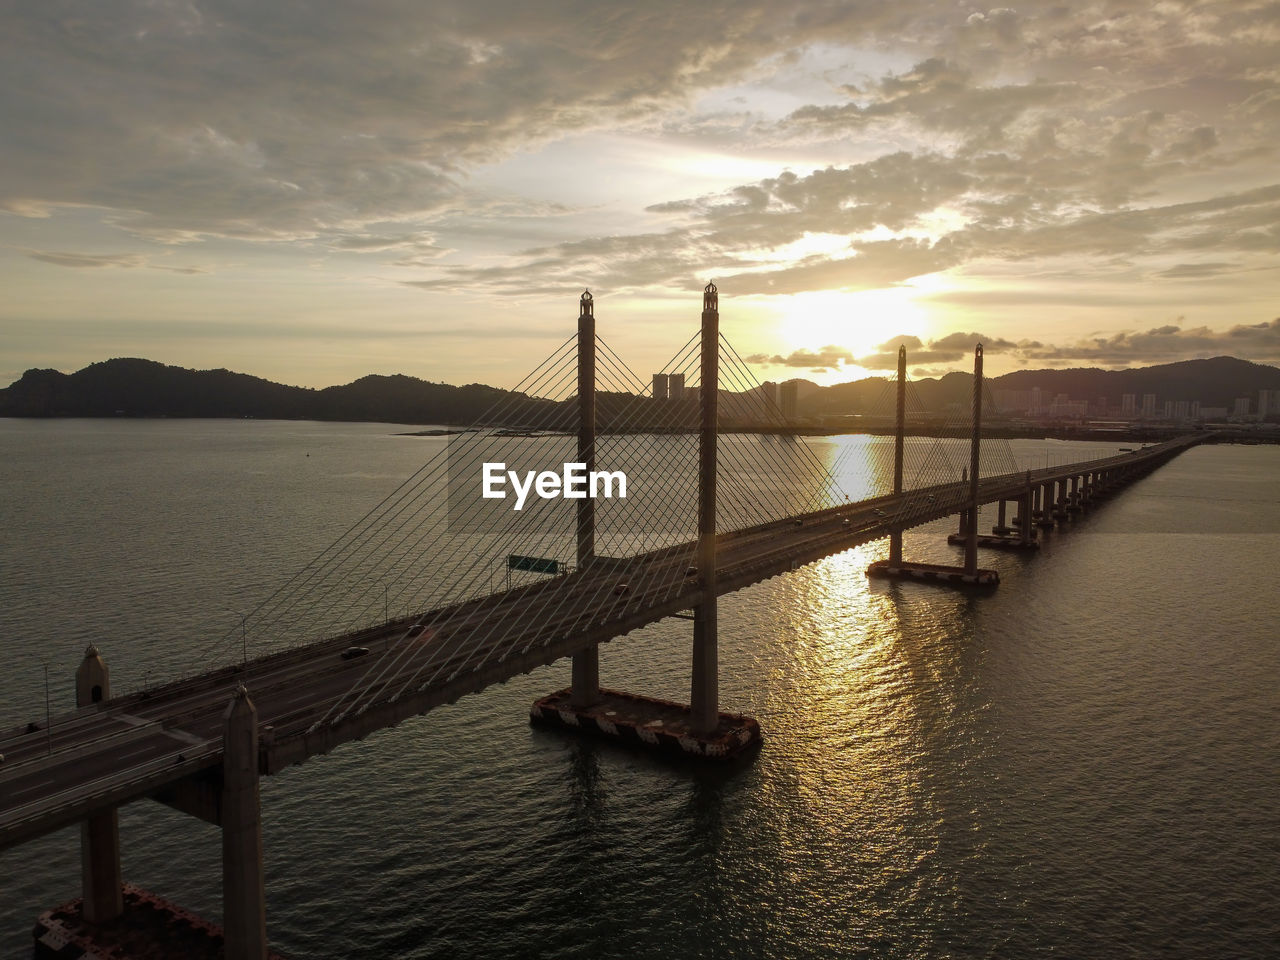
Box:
992;498;1013;536
1035;483;1052;526
1019;481;1035;545
75;646;124;925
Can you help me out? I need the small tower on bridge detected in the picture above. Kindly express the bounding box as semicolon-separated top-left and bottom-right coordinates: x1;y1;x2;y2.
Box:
531;283;760;759
868;344;1001;586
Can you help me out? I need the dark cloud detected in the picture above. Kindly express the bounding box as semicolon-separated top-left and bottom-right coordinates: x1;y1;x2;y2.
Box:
746;318;1280;377
1017;318;1280;365
854;331;1016;369
743;346;856;370
0;1;952;244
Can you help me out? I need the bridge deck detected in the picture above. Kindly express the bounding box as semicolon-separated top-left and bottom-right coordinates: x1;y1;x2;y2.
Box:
0;436;1197;849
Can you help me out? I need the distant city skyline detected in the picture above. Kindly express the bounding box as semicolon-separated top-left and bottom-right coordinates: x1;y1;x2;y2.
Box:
3;2;1279;390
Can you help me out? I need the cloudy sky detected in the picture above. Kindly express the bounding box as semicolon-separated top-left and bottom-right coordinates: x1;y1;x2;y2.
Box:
3;1;1278;389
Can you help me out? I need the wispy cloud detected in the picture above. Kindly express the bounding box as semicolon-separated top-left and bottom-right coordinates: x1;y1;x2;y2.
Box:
25;250;208;274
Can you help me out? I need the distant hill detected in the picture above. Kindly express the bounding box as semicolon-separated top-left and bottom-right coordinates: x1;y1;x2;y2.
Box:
2;355;1277;425
0;359;555;425
800;356;1280;417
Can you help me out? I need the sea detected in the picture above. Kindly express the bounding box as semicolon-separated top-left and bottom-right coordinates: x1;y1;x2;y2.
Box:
1;418;1277;959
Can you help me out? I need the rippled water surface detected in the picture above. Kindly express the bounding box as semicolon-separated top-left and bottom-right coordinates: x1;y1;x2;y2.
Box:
1;420;1277;958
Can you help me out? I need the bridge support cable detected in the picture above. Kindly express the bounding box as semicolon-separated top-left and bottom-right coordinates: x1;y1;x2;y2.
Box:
593;344;779;555
433;332;734;686
337;307;726;720
298;335;614;723
317;357;606;721
202;332;581;670
715;335;860;518
354;334;709;714
260;334;577;637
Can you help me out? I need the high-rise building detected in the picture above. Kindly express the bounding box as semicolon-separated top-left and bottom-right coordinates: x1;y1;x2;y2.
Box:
1260;389;1279;420
1174;400;1191;420
781;380;799;420
1164;400;1175;419
651;373;669;401
1142;393;1157;417
1031;387;1043;416
1234;397;1251;417
1122;393;1136;416
667;372;685;402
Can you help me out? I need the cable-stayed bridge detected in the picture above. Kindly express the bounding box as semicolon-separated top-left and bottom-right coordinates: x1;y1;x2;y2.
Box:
0;286;1199;959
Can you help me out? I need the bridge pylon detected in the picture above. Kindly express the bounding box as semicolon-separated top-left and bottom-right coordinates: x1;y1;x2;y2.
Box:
571;290;601;709
222;685;268;960
868;345;1002;586
530;284;760;759
75;645;124;925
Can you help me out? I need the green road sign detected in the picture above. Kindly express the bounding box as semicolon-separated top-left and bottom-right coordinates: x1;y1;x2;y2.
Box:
507;554;559;574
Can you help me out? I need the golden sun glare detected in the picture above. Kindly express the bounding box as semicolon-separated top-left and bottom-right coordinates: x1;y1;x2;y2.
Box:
771;285;936;376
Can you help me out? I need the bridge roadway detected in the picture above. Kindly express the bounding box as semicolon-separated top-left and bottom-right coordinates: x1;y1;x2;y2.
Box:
0;436;1197;850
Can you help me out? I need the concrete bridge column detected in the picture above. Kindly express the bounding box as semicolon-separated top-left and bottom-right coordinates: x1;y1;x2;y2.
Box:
571;289;600;708
1037;483;1055;529
889;345;905;565
993;498;1011;535
690;282;720;735
75;646;123;924
222;686;268;960
1018;490;1034;544
963;345;983;576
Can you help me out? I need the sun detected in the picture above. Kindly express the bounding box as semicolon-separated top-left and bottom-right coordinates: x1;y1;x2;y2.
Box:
771;286;934;375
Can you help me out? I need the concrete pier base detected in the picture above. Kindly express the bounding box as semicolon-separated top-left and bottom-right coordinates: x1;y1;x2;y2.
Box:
33;884;288;960
531;687;760;760
947;533;1039;552
867;559;999;586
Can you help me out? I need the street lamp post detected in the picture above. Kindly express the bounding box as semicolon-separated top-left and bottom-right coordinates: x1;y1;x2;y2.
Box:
42;660;52;756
